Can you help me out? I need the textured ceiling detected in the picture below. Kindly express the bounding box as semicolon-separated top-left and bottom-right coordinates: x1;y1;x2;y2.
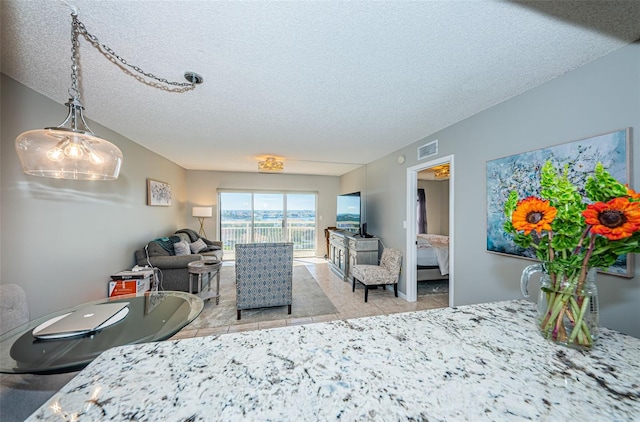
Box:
2;1;639;176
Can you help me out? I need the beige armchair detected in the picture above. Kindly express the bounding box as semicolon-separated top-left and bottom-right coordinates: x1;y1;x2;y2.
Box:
352;248;403;302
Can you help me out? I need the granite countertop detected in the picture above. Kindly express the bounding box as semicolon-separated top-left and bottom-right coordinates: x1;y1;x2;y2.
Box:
29;300;640;421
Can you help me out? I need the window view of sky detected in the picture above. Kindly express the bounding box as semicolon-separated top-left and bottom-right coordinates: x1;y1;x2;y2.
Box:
220;193;316;211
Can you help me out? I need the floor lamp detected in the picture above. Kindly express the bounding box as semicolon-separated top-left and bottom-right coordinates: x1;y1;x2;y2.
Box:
192;207;213;238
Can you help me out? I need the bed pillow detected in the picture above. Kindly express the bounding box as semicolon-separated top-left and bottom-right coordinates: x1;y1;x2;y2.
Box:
417;234;432;246
173;240;191;256
422;234;449;246
189;238;207;254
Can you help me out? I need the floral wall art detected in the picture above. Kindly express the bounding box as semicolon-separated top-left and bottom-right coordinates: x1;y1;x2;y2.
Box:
486;128;632;277
147;179;172;206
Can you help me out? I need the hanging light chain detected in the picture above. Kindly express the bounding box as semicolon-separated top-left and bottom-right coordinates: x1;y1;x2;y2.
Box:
71;13;196;90
69;13;81;99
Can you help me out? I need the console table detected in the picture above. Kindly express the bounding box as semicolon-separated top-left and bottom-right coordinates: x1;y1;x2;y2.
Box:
27;300;640;420
0;291;203;374
328;229;378;281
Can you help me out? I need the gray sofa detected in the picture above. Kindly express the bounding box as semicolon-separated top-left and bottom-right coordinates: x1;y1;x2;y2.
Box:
134;229;223;292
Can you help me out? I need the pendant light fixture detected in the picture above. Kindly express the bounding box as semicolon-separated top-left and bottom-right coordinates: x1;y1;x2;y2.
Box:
15;12;203;180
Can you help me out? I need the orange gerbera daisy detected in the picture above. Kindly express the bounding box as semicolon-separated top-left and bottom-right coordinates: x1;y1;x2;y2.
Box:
511;197;557;235
583;197;640;240
626;185;640;201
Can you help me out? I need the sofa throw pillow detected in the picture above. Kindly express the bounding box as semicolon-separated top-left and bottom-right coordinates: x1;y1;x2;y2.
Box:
173;240;191;256
146;241;171;257
189;238;207;254
153;236;181;254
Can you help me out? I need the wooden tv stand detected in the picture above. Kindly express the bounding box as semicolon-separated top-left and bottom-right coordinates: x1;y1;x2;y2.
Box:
328;230;379;282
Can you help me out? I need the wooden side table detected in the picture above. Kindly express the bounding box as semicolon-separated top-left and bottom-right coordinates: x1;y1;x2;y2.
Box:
187;259;222;304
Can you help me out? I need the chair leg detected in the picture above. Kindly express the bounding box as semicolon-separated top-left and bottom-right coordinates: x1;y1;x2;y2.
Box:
352;277;356;292
237;310;241;320
288;304;292;315
364;286;369;302
394;283;398;297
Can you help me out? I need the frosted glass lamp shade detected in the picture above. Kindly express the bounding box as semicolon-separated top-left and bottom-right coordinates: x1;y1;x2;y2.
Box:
15;129;123;180
192;207;213;218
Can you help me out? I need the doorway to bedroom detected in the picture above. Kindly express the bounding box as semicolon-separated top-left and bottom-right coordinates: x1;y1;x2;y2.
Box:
405;155;453;305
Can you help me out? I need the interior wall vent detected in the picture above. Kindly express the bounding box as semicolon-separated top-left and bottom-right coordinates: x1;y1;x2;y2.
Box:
418;140;438;160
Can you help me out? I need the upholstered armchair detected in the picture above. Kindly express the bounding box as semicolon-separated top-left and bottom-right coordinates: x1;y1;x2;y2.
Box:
0;284;29;335
235;242;293;320
352;248;403;302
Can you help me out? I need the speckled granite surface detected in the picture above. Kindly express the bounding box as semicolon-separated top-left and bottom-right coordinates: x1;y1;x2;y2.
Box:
28;300;640;421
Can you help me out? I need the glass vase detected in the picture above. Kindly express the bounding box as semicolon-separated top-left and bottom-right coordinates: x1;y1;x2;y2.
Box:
521;263;599;350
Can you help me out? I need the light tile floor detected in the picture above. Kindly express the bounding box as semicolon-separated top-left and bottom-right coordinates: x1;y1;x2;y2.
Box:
171;258;449;339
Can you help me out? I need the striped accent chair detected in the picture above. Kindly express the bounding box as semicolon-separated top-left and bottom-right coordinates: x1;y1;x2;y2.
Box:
352;248;403;302
235;242;294;320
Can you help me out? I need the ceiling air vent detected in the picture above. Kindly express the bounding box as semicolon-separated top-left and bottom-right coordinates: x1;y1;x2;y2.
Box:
418;140;438;160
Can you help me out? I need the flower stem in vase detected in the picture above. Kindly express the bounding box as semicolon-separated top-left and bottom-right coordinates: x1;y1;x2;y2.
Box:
569;295;592;345
539;273;595;348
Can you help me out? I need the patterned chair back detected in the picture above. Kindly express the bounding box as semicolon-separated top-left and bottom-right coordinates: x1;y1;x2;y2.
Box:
235;242;294;311
380;248;403;282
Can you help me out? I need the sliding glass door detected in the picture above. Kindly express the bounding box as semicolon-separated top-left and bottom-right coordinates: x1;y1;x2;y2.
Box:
220;191;317;259
286;194;316;253
219;193;252;248
253;193;285;242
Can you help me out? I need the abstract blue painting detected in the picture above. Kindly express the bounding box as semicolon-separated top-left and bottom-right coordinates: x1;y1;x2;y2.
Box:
486;128;632;277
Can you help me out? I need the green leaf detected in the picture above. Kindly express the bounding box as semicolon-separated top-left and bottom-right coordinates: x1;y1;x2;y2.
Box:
504;191;518;218
585;163;628;202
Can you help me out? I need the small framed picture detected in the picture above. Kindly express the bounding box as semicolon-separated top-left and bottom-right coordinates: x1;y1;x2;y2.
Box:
147;179;172;206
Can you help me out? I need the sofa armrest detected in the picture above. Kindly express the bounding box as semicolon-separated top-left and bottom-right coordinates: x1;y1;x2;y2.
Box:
199;249;224;261
146;255;201;269
203;239;223;249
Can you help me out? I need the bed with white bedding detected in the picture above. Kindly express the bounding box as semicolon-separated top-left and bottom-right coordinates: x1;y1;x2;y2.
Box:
417;234;449;281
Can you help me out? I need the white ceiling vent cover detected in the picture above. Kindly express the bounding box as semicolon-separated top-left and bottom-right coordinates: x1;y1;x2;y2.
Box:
418;140;438;160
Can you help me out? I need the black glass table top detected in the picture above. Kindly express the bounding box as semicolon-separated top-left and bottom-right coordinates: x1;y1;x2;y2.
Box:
0;291;203;374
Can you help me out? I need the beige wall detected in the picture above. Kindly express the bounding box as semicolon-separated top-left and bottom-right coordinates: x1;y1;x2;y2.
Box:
418;179;449;235
1;75;188;319
185;170;340;257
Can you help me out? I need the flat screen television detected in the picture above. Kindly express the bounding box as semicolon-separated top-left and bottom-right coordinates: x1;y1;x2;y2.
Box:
336;192;361;234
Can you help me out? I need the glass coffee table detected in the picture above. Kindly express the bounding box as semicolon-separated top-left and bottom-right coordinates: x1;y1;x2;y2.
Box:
0;291;203;374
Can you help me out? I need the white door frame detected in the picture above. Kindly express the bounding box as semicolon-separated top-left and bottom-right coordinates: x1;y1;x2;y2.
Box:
405;155;454;305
